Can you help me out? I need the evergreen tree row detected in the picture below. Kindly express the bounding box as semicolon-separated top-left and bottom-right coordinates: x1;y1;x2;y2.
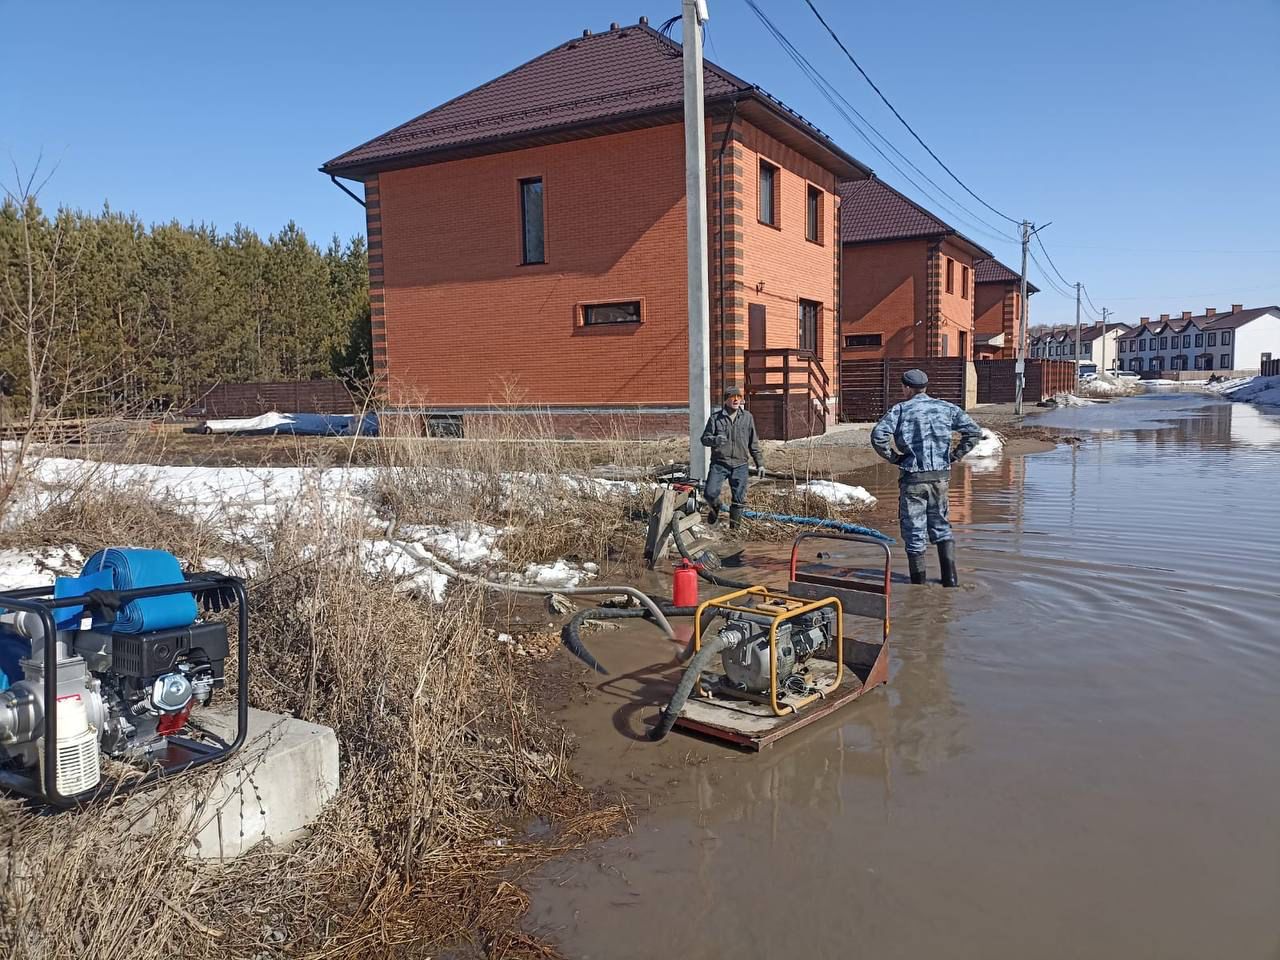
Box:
0;197;369;416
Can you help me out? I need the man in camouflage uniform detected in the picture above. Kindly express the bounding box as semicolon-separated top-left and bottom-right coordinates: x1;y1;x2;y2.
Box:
871;369;983;586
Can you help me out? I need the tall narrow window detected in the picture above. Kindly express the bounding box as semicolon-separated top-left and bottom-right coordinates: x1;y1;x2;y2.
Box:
520;177;544;264
759;160;778;227
799;299;820;355
806;185;822;243
961;265;970;300
945;258;955;294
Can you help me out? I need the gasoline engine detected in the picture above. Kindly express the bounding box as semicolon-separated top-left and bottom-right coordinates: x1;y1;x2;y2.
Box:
0;548;245;805
716;602;838;696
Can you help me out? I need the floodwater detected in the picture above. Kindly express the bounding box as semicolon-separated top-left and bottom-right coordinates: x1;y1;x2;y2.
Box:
528;392;1280;960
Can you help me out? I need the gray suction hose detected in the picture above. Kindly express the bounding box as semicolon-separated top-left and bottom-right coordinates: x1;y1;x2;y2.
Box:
397;540;677;641
650;632;730;741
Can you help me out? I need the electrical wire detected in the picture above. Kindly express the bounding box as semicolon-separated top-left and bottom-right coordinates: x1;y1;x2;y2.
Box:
1034;231;1074;291
800;0;1021;226
743;0;1017;247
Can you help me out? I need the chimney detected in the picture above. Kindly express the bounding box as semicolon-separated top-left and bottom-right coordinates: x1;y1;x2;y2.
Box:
1160;314;1169;322
582;28;592;36
1231;303;1243;313
610;21;621;29
1140;316;1150;323
1181;311;1192;320
639;15;649;25
1205;307;1216;317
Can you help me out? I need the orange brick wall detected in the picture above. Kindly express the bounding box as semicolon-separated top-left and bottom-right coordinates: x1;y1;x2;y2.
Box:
975;281;1017;359
840;238;929;360
936;237;976;358
377;125;689;408
714;120;841;407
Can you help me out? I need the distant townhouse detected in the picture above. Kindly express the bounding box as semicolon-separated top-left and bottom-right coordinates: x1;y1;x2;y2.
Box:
1029;321;1131;369
838;178;991;361
973;258;1037;360
1114;305;1280;374
321;20;871;436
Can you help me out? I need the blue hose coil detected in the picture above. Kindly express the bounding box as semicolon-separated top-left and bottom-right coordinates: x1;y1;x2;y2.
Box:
82;548;197;633
739;510;895;544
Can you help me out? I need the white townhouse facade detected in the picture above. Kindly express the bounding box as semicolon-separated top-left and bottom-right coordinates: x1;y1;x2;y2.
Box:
1114;305;1280;374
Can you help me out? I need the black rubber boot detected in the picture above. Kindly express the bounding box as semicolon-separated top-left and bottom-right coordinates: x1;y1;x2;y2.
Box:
908;554;927;585
729;505;743;530
938;539;959;588
706;502;720;525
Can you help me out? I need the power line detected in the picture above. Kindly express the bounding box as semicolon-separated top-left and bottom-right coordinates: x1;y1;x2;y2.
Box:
1034;231;1073;290
742;0;1017;246
800;0;1021;226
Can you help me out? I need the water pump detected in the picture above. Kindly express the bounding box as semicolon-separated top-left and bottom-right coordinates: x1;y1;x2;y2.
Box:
0;548;248;806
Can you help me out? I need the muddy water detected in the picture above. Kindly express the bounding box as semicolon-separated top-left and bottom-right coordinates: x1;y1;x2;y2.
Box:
529;393;1280;960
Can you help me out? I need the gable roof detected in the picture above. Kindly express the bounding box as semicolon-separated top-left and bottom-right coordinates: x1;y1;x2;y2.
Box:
973;257;1039;294
837;178;991;259
1203;306;1280;330
1117;306;1279;339
322;21;870;180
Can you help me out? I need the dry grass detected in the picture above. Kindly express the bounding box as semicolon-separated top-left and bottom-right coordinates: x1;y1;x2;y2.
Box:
0;455;629;959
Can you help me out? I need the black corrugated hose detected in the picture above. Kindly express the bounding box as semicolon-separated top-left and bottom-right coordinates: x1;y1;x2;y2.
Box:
668;517;754;589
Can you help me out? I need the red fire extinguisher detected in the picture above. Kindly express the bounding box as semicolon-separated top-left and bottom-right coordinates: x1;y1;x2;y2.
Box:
673;558;700;608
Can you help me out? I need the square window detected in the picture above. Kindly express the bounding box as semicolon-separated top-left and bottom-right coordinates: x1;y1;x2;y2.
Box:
582;300;641;325
805;185;822;243
519;177;545;264
759;160;779;227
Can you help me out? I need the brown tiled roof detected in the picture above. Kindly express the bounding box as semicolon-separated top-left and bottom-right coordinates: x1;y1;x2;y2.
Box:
1203;306;1280;330
322;22;868;179
973;257;1039;294
838;178;991;259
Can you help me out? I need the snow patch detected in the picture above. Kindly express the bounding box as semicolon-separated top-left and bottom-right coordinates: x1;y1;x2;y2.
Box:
510;559;596;589
968;429;1004;459
1215;374;1280;408
0;545;86;591
795;480;877;507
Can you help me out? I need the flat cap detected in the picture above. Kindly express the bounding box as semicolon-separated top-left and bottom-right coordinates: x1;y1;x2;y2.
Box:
902;369;929;388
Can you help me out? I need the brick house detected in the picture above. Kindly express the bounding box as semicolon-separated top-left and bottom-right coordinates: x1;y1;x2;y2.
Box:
321;20;869;437
973;258;1037;360
838;178;990;362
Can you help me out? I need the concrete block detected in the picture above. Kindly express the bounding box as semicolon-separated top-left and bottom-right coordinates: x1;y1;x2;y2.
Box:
133;706;340;860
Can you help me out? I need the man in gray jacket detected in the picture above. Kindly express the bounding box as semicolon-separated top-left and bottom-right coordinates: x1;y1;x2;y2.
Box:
871;369;983;587
700;386;764;529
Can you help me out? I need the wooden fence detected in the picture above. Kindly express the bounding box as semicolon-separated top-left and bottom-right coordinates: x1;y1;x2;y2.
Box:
1262;359;1280;378
839;359;968;421
183;380;355;418
744;349;829;440
975;360;1076;404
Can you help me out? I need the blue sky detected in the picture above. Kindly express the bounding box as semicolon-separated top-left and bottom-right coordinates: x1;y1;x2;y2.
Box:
4;0;1277;326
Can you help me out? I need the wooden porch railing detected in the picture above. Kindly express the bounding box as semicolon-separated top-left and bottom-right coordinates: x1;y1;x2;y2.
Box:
743;349;829;440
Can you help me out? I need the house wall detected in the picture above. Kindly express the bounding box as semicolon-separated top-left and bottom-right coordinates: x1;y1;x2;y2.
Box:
730;120;841;410
1232;312;1280;372
974;282;1015;358
935;237;976;358
375;124;689;410
840;238;929;361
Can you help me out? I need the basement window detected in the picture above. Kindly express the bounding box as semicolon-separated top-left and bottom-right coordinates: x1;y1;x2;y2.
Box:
582;300;642;325
806;184;822;243
845;333;883;348
520;177;545;264
759;160;779;227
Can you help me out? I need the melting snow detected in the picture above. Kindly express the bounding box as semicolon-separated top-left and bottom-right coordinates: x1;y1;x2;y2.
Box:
795;480;877;507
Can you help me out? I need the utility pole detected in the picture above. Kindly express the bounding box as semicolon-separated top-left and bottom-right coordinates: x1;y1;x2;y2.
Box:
1099;307;1111;372
683;0;712;481
1074;281;1082;381
1014;220;1032;414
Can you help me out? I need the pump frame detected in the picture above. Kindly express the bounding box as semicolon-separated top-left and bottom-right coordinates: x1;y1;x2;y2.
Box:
0;574;249;808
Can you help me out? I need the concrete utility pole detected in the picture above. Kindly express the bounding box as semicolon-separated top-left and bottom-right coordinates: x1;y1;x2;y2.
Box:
683;0;712;481
1099;307;1111;371
1014;220;1032;414
1075;281;1082;377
